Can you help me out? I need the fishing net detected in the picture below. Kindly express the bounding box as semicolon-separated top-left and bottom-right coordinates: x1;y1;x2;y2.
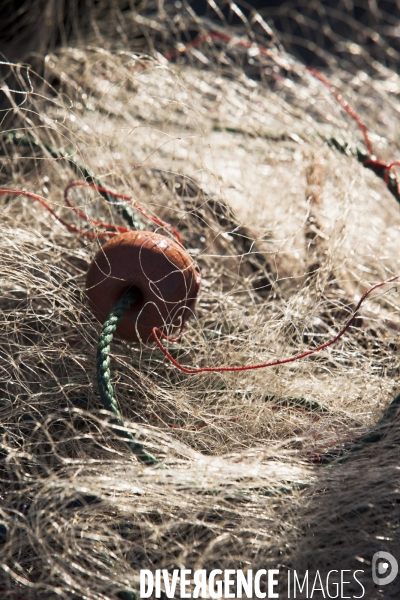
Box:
0;1;400;598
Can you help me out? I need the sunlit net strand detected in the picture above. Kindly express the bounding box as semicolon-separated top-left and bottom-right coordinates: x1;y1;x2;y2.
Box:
2;48;399;375
165;30;400;196
1;180;395;375
2;7;400;600
64;182;182;245
0;182;182;244
152;275;399;373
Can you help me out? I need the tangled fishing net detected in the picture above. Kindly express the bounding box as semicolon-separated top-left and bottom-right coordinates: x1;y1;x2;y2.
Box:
1;1;400;598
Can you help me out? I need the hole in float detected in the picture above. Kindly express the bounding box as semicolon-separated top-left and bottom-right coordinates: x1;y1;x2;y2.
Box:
119;285;144;307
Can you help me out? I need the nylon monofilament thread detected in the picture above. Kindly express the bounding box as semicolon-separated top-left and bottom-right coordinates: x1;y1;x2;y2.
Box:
2;131;142;229
166;31;400;201
96;289;159;466
0;182;182;241
3;185;398;375
64;181;182;245
324;393;400;466
152;276;399;373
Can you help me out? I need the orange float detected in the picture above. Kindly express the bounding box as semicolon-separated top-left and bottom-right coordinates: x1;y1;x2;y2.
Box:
86;230;201;342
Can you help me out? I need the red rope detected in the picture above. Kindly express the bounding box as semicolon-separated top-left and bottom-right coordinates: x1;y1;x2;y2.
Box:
152;275;399;373
0;182;182;244
2;186;398;374
164;30;278;62
0;188;104;238
305;69;400;196
305;67;374;156
64;183;130;235
64;182;182;245
164;31;400;199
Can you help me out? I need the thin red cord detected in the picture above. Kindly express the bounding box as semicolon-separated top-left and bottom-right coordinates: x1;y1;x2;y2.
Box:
164;30;278;63
0;182;182;244
0;188;105;238
64;183;130;235
165;31;400;198
64;181;182;245
305;67;374;156
305;69;400;196
2;186;398;374
152;275;399;374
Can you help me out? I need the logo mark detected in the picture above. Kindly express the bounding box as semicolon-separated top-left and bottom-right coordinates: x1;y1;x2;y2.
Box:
372;552;398;586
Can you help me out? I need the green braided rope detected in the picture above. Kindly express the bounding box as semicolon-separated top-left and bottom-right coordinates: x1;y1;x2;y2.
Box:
328;136;400;203
2;132;141;229
96;290;159;466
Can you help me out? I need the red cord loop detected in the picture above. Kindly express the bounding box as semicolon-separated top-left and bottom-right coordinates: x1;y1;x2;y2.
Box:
0;187;102;238
0;182;182;243
64;182;182;244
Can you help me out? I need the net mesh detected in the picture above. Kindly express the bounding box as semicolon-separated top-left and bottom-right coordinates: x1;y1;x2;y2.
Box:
0;1;400;598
